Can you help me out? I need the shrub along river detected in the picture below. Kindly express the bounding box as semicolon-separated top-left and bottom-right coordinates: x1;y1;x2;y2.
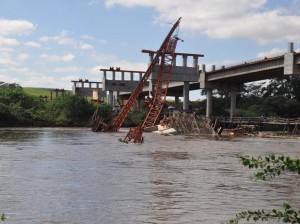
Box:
0;128;299;224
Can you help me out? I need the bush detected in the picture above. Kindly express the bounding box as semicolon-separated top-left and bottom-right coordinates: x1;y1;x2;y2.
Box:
123;110;147;127
46;94;95;126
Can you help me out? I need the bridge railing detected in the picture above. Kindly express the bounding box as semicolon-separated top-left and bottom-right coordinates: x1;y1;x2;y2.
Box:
216;116;300;125
206;52;286;72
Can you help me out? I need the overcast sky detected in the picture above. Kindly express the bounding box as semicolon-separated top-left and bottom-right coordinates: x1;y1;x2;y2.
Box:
1;0;300;100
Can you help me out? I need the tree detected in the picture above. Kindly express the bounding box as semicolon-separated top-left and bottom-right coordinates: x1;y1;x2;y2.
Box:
225;155;300;224
46;94;95;126
0;83;43;126
260;76;300;101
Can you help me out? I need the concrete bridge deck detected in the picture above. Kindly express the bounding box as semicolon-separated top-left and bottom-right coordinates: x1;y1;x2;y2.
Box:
72;42;300;120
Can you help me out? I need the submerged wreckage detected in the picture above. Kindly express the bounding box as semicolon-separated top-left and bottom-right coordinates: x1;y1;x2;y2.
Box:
90;16;300;142
91;17;182;143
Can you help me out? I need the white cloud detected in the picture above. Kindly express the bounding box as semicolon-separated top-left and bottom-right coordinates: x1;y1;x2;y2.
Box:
0;37;20;47
39;31;106;49
39;30;76;47
54;66;83;73
2;67;31;74
110;60;147;71
257;48;286;58
0;19;36;58
0;19;36;36
16;53;30;61
0;74;22;84
90;53;118;62
81;34;107;44
61;53;75;62
61;75;80;81
40;53;75;62
79;42;93;50
104;0;300;44
88;0;100;6
25;41;41;48
0;57;18;66
88;66;103;75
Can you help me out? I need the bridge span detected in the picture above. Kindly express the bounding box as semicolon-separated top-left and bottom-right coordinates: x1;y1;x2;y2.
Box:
72;43;300;120
200;42;300;120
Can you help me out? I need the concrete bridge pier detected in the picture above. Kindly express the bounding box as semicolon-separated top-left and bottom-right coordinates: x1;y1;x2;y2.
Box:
108;90;114;106
230;89;237;122
183;81;189;111
200;64;213;118
206;88;212;118
182;55;189;111
113;91;119;106
175;95;179;109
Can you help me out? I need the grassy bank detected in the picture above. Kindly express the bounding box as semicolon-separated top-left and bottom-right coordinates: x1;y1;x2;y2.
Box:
23;87;72;99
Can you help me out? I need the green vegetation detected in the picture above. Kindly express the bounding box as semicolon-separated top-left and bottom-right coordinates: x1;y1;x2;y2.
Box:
198;76;300;118
225;155;300;224
0;83;144;128
2;76;300;127
123;110;147;127
23;87;53;97
0;83;96;127
1;214;5;222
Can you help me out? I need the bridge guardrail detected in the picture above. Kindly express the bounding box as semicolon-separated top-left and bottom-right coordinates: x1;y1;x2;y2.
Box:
215;116;300;125
206;52;286;72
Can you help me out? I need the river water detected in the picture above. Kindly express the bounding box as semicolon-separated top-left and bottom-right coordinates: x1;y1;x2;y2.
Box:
0;128;299;224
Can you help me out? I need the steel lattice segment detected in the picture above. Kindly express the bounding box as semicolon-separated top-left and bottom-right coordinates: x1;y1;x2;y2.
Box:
123;23;181;143
104;17;182;134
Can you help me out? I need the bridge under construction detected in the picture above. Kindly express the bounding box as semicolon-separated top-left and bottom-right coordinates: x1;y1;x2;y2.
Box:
72;17;300;142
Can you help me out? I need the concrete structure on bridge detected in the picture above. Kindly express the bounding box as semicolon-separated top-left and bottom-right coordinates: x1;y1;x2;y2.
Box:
200;42;300;120
93;42;300;120
101;67;145;107
101;51;204;110
72;79;106;102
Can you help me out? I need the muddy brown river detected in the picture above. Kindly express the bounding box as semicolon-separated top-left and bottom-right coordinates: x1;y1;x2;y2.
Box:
0;128;299;223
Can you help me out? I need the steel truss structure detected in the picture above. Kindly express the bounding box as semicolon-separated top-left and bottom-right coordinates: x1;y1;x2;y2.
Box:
92;17;182;143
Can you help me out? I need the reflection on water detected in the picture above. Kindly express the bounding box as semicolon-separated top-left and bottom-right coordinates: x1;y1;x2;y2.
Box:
0;128;299;224
0;128;42;143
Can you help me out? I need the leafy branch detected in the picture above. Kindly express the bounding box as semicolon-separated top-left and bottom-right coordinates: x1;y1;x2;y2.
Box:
225;203;300;224
224;155;300;224
239;155;300;180
1;214;5;222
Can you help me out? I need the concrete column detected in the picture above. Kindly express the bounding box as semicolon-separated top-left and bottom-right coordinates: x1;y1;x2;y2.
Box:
206;88;212;118
182;55;187;67
230;90;237;122
112;71;116;80
89;83;92;88
288;42;294;53
211;65;216;71
193;56;198;68
149;53;154;65
175;96;179;109
108;90;114;106
173;55;177;66
113;91;119;106
182;55;189;111
130;72;133;81
121;71;125;81
183;81;189;111
139;72;143;80
103;71;107;79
